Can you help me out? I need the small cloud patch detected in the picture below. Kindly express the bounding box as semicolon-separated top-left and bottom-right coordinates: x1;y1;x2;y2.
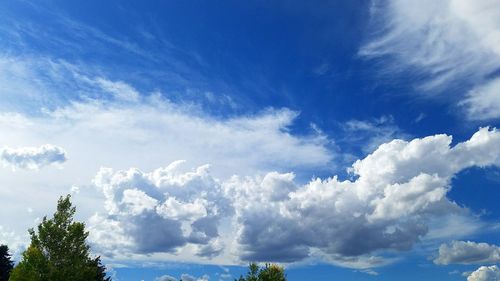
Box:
0;144;67;170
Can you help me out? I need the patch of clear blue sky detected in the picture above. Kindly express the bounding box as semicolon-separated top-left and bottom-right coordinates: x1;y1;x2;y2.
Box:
1;1;499;280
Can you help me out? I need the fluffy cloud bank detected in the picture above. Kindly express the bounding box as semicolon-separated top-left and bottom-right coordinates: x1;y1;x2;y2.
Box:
361;0;500;119
0;144;67;170
467;265;500;281
227;127;500;267
435;241;500;265
89;127;500;268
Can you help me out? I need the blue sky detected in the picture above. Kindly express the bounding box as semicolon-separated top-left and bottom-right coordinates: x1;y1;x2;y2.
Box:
0;1;500;281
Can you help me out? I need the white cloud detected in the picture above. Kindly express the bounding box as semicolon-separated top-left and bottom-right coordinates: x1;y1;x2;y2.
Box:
45;100;331;178
434;241;500;265
89;162;232;257
467;265;500;281
222;127;500;267
0;144;67;170
155;275;177;281
87;127;499;268
180;274;197;281
361;0;500;119
157;198;208;221
461;78;500;120
95;77;140;102
340;115;410;154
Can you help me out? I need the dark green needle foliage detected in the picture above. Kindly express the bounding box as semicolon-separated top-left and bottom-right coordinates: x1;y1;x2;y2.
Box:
0;245;14;281
9;195;111;281
236;263;286;281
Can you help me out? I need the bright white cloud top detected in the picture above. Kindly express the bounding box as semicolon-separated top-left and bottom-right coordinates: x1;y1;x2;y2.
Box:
467;265;500;281
0;144;67;170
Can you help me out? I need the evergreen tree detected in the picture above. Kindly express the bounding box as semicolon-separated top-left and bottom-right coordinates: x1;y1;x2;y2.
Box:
257;264;286;281
0;244;13;281
93;256;112;281
10;195;111;281
236;263;286;281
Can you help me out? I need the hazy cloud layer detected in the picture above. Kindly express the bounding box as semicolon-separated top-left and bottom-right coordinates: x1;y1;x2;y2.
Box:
435;241;500;265
0;144;67;170
467;265;500;281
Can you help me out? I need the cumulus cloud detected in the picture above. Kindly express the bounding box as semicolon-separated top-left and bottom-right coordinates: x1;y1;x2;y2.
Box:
89;161;233;257
155;275;177;281
434;241;500;265
0;144;67;170
224;127;500;266
467;265;500;281
361;0;500;119
88;127;500;268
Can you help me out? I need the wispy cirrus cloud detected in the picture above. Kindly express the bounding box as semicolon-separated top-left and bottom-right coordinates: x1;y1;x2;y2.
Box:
461;78;500;120
339;115;410;154
361;0;500;120
0;1;262;114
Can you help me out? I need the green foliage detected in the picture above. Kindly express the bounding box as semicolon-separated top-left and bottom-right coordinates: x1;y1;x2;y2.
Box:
236;263;286;281
0;245;14;281
10;195;111;281
9;245;48;281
